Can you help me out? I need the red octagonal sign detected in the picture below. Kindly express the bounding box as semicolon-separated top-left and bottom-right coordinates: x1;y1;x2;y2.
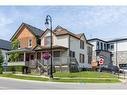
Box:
99;58;104;65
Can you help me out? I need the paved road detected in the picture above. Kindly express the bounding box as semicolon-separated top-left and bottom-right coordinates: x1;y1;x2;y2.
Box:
0;77;127;89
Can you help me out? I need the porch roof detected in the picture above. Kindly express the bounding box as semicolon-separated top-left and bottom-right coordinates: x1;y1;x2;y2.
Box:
34;45;68;51
7;48;34;53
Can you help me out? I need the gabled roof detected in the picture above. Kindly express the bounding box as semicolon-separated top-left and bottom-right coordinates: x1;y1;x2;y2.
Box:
76;33;84;38
53;26;84;40
0;39;11;50
10;23;44;41
24;23;44;36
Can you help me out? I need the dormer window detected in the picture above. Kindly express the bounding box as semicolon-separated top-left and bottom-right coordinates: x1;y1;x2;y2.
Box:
28;39;32;48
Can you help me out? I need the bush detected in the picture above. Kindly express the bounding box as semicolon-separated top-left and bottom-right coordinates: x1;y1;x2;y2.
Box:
0;67;3;74
6;66;23;72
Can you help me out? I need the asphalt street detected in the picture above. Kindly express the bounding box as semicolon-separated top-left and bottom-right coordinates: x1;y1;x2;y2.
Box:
0;77;127;89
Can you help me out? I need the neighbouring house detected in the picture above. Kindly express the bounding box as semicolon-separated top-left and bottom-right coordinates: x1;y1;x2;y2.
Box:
88;38;112;66
7;23;93;73
108;38;127;66
0;39;11;63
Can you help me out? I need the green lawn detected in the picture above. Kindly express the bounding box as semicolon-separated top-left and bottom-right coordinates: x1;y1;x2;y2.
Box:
0;74;48;81
53;71;117;78
0;71;120;83
52;79;120;83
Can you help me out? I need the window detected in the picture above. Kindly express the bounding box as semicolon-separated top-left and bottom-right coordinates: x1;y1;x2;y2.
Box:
37;39;41;45
44;36;51;46
96;41;99;50
100;42;103;50
70;51;75;57
111;44;114;50
79;54;84;63
80;40;84;49
104;43;106;50
53;51;60;57
107;44;110;50
28;39;32;47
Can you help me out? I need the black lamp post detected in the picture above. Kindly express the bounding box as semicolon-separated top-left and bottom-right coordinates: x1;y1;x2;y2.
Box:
45;15;53;79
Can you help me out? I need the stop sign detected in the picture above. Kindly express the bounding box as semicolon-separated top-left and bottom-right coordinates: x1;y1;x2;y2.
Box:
99;58;104;65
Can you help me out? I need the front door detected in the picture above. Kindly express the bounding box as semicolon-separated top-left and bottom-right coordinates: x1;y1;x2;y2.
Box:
30;54;34;60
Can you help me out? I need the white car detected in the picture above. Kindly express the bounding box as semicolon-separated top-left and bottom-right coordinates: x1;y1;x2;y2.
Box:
119;68;127;73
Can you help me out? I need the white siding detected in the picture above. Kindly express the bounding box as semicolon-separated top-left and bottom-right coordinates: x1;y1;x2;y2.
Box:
40;30;89;68
41;30;69;48
89;41;96;51
54;35;69;48
113;41;127;52
70;36;88;68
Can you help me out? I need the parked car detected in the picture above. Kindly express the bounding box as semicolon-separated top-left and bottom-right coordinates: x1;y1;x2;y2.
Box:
119;64;127;73
99;64;119;74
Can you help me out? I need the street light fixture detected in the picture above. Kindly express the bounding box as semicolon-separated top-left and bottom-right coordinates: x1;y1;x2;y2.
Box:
45;15;53;79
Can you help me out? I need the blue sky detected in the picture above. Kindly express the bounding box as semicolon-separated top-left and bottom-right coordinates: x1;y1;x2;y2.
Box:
1;6;127;41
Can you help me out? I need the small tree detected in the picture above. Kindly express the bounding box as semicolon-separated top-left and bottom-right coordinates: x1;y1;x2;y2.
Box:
9;39;20;62
0;49;4;74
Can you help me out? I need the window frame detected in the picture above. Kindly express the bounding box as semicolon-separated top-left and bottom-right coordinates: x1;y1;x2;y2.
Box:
79;53;85;63
80;40;84;49
28;38;32;48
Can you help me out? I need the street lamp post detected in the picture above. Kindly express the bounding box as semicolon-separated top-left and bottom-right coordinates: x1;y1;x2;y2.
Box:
45;15;53;79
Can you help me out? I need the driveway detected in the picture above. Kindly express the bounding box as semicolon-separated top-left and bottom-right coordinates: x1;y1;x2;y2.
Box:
0;77;127;89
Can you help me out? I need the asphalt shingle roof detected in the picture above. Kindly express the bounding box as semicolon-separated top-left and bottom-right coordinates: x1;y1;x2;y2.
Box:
0;39;11;50
23;23;44;37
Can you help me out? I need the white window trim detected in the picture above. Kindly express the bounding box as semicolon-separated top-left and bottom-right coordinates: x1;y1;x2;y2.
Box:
28;38;32;48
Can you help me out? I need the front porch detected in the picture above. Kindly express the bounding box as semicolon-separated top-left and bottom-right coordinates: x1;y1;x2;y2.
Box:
6;46;79;73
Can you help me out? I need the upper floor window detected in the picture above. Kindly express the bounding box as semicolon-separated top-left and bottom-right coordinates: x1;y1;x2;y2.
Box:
107;44;110;50
104;43;106;50
70;51;75;57
80;40;84;49
44;36;51;46
79;53;85;63
101;42;103;50
96;41;99;50
111;44;114;50
28;39;32;48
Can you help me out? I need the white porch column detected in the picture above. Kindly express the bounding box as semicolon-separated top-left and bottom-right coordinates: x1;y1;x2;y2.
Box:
35;52;37;60
24;52;26;62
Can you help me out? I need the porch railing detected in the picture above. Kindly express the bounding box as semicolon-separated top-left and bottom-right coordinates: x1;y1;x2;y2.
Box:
7;57;78;67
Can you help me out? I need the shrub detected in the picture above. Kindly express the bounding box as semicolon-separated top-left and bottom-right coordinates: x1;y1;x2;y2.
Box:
0;67;3;74
6;66;23;72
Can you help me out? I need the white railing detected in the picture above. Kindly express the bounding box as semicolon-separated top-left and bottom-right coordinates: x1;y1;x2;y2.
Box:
8;61;25;66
